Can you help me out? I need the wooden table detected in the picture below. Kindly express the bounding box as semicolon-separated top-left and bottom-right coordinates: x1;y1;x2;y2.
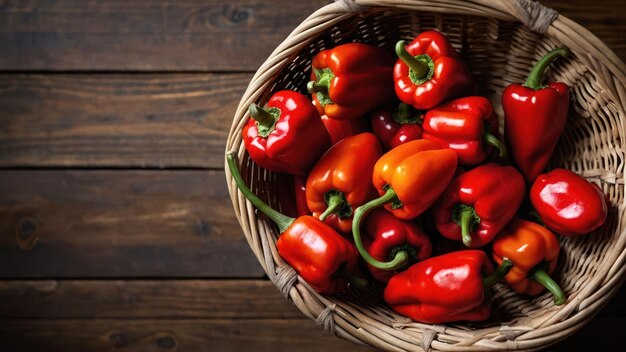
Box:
0;1;624;350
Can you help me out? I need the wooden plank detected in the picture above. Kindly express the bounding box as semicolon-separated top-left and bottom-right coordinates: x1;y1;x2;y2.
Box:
0;73;248;168
0;170;264;278
0;0;622;72
0;0;328;71
0;319;377;352
0;280;302;319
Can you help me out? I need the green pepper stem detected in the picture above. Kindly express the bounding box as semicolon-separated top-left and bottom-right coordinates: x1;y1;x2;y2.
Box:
483;132;507;158
530;268;566;305
483;258;513;289
248;104;274;128
352;187;409;271
307;81;328;94
319;192;345;221
226;152;295;233
460;207;474;247
523;47;569;90
395;40;429;79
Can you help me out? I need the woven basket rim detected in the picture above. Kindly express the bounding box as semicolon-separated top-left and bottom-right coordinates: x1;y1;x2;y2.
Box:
225;1;626;350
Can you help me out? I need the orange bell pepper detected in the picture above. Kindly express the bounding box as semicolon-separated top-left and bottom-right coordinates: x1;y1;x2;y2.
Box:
352;139;457;271
492;217;565;305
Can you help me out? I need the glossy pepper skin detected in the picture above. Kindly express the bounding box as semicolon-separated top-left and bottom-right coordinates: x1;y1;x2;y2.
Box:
384;250;512;324
362;209;432;283
306;133;382;233
321;114;369;146
308;43;395;120
433;163;525;248
227;152;366;295
370;102;423;150
492;218;565;304
394;31;475;110
351;139;457;272
422;96;506;165
503;48;570;182
530;168;608;236
243;90;331;175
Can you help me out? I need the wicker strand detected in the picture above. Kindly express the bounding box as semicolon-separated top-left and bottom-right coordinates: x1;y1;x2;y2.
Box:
315;303;337;334
514;0;558;34
422;329;438;351
275;265;298;298
334;0;367;12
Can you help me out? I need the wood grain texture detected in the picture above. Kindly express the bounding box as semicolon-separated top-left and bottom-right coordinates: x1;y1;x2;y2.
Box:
0;319;377;352
0;280;302;319
0;170;264;278
0;0;328;71
0;74;248;168
0;0;622;72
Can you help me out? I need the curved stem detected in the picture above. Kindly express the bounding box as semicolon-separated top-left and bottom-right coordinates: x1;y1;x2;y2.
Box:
319;192;345;221
226;152;295;233
531;268;566;305
307;81;328;94
395;40;429;79
460;207;474;247
352;187;409;271
483;258;513;289
523;47;569;90
483;132;507;158
248;104;274;128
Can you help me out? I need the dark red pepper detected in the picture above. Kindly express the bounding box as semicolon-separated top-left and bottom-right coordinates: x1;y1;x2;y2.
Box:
422;96;506;165
227;152;366;294
370;103;423;150
243;90;331;175
503;48;570;182
321;114;369;146
361;209;432;283
384;250;512;323
432;163;525;248
530;168;608;236
394;31;475;110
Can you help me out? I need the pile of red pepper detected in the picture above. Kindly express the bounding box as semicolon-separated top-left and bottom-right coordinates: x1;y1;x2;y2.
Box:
230;31;609;324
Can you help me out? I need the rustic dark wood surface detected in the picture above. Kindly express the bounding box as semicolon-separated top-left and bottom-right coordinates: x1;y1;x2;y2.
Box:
0;0;624;351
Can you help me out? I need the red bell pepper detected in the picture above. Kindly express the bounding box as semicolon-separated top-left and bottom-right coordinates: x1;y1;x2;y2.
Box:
351;139;457;271
432;163;525;248
227;152;367;294
422;96;506;165
503;47;570;182
321;114;369;146
394;31;475;110
306;133;382;233
492;218;565;305
274;174;310;218
530;168;608;236
243;90;331;175
370;102;423;150
360;209;432;283
384;250;512;324
308;43;395;120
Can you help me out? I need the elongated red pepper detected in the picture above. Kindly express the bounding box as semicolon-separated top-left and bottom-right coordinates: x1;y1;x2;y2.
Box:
306;133;382;233
384;250;512;324
432;163;525;248
492;218;565;305
308;43;395;120
243;90;331;175
361;209;432;283
394;31;475;110
422;96;506;165
352;139;457;271
274;174;310;218
530;168;608;236
227;152;366;294
321;114;369;146
503;48;570;182
370;103;423;150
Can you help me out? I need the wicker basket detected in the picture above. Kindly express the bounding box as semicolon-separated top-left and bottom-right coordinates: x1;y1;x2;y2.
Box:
225;0;626;350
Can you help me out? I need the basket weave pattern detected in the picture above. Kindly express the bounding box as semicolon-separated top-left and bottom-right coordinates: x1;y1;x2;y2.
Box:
226;0;626;350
